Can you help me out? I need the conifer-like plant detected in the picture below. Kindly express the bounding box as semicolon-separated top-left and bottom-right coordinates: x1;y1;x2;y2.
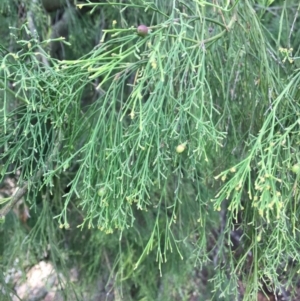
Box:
1;0;300;300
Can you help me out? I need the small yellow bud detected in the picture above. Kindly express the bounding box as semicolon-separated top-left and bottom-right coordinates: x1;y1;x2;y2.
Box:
230;167;236;173
98;187;106;197
291;164;300;174
176;144;186;153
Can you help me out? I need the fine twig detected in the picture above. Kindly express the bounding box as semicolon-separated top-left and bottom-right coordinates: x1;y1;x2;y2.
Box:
288;2;300;49
0;127;62;219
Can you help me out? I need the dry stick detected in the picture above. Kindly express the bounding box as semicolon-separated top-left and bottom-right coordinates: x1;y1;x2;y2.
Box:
288;2;300;49
0;186;28;219
103;249;121;300
0;174;37;219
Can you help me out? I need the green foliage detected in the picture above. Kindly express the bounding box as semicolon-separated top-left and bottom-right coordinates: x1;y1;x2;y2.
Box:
1;0;300;300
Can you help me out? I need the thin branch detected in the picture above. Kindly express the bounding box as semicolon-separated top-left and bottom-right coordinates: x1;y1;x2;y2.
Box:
0;80;29;104
0;181;29;219
27;0;50;67
288;2;300;49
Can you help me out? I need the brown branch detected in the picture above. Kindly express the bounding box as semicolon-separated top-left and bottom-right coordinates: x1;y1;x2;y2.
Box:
0;182;29;219
0;169;44;219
